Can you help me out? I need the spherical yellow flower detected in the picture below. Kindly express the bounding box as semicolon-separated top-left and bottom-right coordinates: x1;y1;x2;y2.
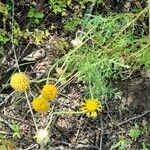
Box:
81;98;102;118
32;97;49;113
10;72;29;93
41;84;58;101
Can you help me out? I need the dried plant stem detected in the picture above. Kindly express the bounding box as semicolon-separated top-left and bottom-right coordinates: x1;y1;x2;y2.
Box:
25;92;38;131
40;143;44;150
11;0;20;71
117;111;150;126
99;117;104;150
45;111;83;130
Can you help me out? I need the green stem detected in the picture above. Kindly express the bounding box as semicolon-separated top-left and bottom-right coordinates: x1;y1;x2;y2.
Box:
53;111;83;116
30;78;57;84
105;6;148;48
89;82;93;99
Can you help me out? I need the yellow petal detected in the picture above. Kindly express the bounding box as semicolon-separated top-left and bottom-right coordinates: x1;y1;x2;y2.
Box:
91;111;97;117
86;112;90;117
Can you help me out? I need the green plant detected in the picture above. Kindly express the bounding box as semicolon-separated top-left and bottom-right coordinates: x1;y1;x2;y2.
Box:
139;48;150;69
128;124;141;140
64;18;81;31
0;2;10;45
112;136;132;150
0;2;10;28
55;38;69;52
141;142;149;150
48;0;93;16
112;124;149;149
0;138;16;150
10;121;21;138
57;7;149;99
48;0;71;15
28;6;44;24
0;29;9;44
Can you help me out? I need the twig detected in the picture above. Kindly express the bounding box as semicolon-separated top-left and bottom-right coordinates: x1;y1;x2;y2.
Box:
18;40;31;61
117;111;150;126
25;144;38;150
11;0;20;71
30;77;57;84
0;130;11;135
76;144;99;149
0;91;15;107
3;114;34;127
58;74;75;92
73;118;82;144
25;92;38;131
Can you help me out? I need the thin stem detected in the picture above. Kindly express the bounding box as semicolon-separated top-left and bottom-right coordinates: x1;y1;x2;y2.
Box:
89;82;93;99
40;143;44;150
0;131;9;135
46;59;62;84
11;0;20;71
99;117;104;150
131;42;150;56
53;111;83;116
30;78;57;84
45;111;83;130
105;6;148;48
25;92;38;131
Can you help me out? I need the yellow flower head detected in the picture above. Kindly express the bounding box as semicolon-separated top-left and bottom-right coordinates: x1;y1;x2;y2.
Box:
10;72;29;93
81;98;102;118
41;84;58;101
35;129;49;144
32;97;49;113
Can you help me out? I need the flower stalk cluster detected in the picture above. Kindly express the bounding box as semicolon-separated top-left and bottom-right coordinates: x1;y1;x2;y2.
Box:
10;71;103;145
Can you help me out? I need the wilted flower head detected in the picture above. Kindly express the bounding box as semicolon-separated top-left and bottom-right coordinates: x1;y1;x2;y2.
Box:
32;96;49;113
81;98;102;118
41;84;58;101
10;72;29;93
71;38;82;47
35;129;49;144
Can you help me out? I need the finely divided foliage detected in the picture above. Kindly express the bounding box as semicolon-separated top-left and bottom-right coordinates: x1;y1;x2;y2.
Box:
0;0;149;149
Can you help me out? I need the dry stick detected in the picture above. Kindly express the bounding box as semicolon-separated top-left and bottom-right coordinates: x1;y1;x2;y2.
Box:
25;92;38;131
0;131;10;135
0;91;15;107
117;111;150;127
11;0;20;71
73;118;82;144
18;40;31;61
46;59;63;84
99;117;104;150
3;114;34;127
25;144;38;150
45;111;83;130
76;144;99;150
58;74;75;92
